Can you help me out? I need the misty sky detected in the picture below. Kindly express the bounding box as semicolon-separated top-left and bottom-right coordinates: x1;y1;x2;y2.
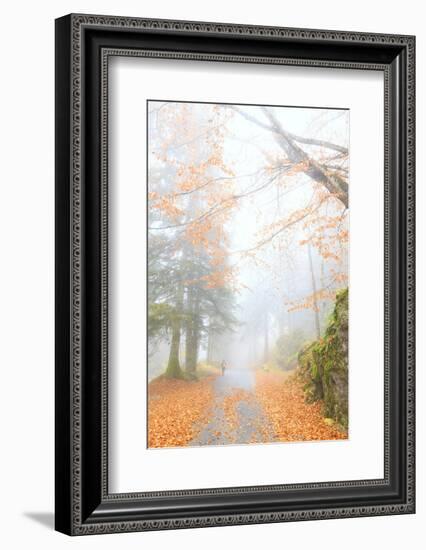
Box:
148;101;349;372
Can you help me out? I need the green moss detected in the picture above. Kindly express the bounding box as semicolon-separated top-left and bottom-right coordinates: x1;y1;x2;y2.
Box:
297;288;348;430
164;356;184;379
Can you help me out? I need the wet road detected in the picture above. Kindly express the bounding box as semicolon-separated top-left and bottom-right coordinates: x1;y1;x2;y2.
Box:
189;368;275;447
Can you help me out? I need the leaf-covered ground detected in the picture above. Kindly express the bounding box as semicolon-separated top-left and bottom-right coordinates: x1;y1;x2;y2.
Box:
148;368;347;449
255;370;347;442
148;376;215;448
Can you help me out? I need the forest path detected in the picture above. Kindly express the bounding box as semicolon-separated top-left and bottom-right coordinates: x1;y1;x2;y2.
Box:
189;368;275;446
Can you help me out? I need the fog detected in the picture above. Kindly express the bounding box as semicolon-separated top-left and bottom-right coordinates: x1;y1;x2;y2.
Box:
147;101;349;380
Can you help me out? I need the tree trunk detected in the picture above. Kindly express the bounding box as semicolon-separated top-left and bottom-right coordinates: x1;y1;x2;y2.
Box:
263;310;269;363
207;326;213;363
185;326;197;373
165;316;183;378
185;286;194;372
308;243;321;339
320;258;326;333
185;288;199;374
287;307;293;333
165;287;184;378
249;325;257;366
261;107;348;208
233;106;348;208
279;309;285;336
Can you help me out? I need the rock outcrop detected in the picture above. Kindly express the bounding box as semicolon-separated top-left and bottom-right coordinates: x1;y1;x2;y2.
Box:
297;288;348;429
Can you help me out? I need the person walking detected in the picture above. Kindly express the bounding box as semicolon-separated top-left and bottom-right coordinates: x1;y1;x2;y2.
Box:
221;359;227;376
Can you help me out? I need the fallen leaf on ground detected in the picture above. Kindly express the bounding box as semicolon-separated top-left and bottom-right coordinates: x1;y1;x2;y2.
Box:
255;371;347;442
148;376;215;448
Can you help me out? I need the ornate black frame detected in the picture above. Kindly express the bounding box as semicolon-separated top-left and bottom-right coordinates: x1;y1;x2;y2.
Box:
55;13;415;535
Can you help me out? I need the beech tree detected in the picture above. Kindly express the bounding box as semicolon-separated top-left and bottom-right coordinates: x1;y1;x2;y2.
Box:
148;101;349;377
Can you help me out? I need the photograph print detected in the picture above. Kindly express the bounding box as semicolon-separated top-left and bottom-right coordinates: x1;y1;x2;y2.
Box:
147;100;349;449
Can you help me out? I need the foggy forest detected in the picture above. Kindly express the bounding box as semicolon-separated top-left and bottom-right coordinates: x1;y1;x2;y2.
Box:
147;100;349;448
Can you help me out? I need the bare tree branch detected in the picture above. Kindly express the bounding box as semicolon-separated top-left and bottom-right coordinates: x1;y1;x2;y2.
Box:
230;106;348;155
148;168;288;231
228;106;348;208
260;107;348;208
232;194;333;256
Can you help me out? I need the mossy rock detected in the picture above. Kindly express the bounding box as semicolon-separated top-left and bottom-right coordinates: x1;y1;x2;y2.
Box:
297;342;324;403
297;288;348;430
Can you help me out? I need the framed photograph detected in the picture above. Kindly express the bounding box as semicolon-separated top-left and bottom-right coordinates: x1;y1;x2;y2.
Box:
55;14;415;535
